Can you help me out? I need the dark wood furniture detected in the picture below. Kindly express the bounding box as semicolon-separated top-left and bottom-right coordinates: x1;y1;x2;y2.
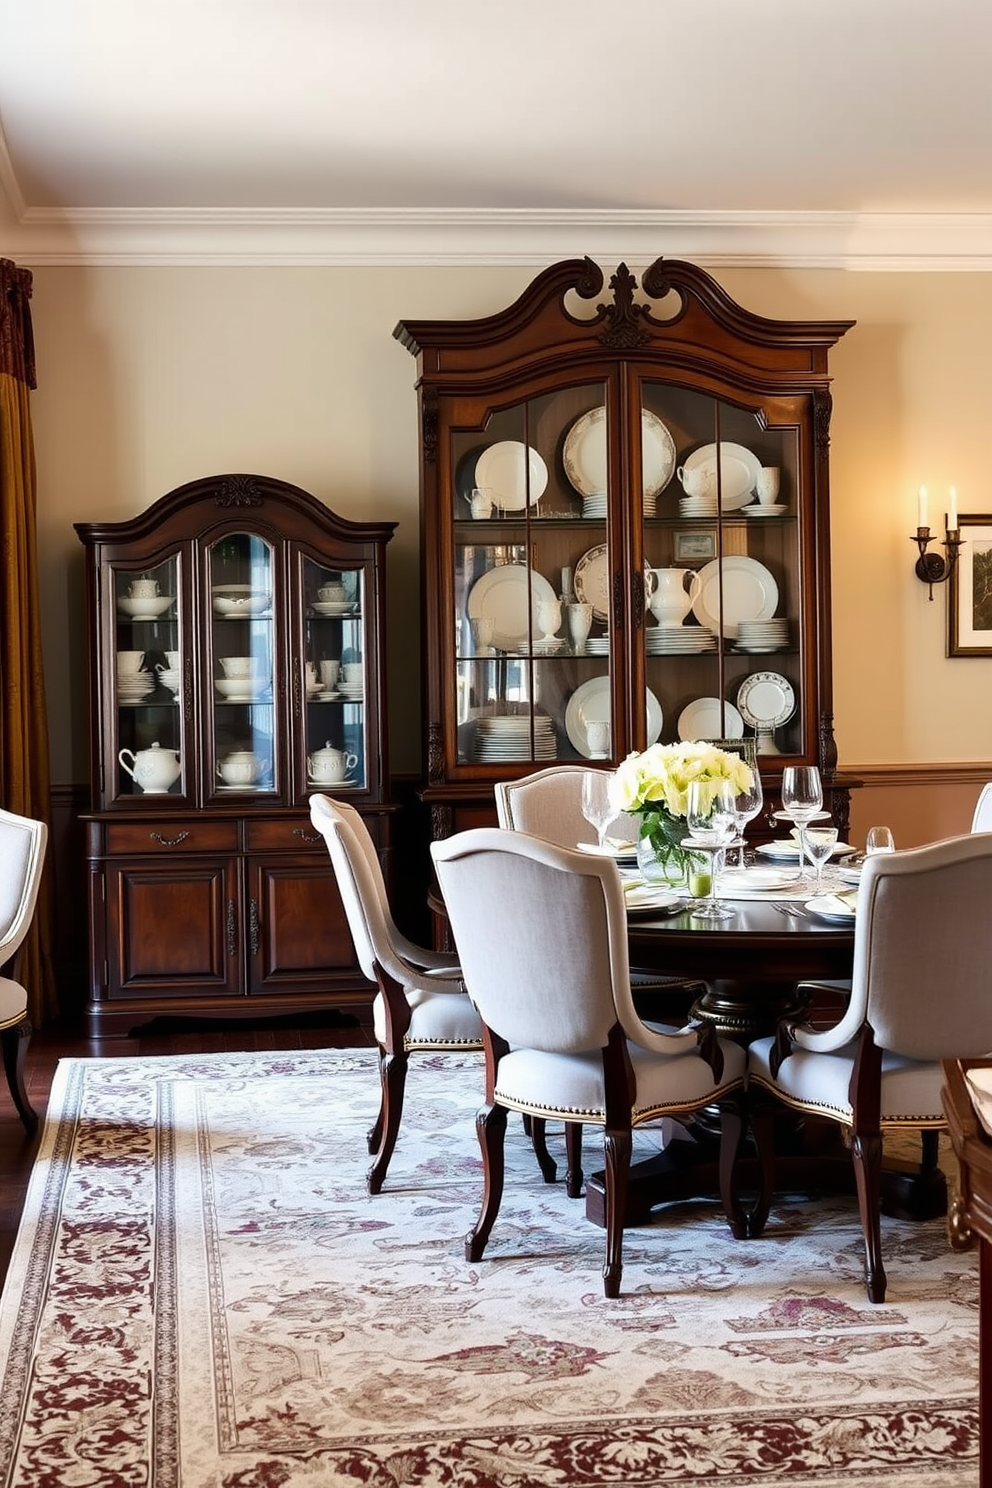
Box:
75;473;395;1036
395;257;857;875
942;1056;992;1488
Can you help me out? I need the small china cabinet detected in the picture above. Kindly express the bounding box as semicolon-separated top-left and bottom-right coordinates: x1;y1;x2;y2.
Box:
75;473;395;1036
396;257;856;844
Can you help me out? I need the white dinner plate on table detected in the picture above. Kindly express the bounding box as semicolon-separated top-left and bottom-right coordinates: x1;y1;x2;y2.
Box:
721;867;797;892
565;676;662;757
576;839;639;863
804;894;857;923
563;406;676;500
691;555;779;640
473;441;548;511
834;864;863;886
677;696;744;741
466;565;557;651
623;885;684;916
757;839;853;861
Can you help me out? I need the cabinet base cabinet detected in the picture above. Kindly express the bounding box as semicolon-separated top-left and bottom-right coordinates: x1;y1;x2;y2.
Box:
83;812;385;1037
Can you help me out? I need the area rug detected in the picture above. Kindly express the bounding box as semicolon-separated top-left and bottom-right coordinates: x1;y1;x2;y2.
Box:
0;1049;978;1487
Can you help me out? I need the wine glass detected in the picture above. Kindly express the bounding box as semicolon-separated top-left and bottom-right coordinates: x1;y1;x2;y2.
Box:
580;771;616;849
804;825;839;894
780;765;823;886
684;780;736;919
865;825;895;856
731;772;764;869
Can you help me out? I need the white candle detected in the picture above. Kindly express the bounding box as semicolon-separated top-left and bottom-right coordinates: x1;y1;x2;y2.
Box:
918;485;928;529
948;486;958;531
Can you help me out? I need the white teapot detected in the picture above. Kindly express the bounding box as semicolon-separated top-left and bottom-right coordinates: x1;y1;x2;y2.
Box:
119;743;182;794
217;750;266;786
647;567;702;628
307;742;358;784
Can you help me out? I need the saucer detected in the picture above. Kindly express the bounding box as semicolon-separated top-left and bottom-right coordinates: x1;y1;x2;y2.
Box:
745;503;787;517
314;690;341;701
307;775;357;788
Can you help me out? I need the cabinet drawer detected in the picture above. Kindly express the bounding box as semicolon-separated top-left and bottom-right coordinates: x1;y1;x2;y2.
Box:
104;820;240;855
245;817;328;853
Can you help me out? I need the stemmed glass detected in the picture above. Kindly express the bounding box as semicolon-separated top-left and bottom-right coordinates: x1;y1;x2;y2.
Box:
683;780;736;919
780;765;823;887
731;771;764;870
804;825;839;894
580;771;616;850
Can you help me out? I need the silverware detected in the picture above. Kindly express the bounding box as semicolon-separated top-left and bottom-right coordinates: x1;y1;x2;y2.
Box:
773;901;807;919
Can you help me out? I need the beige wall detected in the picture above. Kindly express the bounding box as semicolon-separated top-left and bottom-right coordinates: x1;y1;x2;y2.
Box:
25;263;992;789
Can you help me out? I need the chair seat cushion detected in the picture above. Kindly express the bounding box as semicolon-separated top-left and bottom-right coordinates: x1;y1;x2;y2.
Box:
0;977;27;1030
494;1038;745;1123
748;1035;944;1125
373;987;483;1050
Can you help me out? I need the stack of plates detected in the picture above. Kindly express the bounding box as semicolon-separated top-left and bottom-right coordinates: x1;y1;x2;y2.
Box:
472;715;557;763
646;626;717;655
582;494;607;519
337;682;364;702
117;675;155;704
585;636;610;655
745;502;788;518
679;495;719;519
735;618;789;652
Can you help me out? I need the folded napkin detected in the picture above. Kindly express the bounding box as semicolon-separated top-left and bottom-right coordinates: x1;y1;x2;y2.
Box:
814;890;858;916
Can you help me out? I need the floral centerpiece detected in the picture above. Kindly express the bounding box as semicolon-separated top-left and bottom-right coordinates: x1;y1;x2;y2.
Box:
609;740;754;884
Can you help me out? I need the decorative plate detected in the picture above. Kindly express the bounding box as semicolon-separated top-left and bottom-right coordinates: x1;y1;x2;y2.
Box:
676;696;744;741
736;672;796;730
473;441;548;511
690;555;779;639
466;564;558;651
574;545;653;624
565;677;662;758
563;406;676;499
681;442;761;508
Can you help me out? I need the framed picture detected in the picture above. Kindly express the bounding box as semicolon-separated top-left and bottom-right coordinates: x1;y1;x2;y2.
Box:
948;514;992;656
712;737;758;772
673;530;716;562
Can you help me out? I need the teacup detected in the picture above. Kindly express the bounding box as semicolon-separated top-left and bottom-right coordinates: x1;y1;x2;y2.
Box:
219;655;257;679
217;750;266;786
117;650;146;674
756;466;781;505
128;578;160;600
677;465;712;500
318;583;347;604
342;662;363;685
320;659;341;689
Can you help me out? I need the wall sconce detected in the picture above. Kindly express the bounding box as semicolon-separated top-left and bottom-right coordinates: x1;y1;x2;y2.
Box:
913;485;963;601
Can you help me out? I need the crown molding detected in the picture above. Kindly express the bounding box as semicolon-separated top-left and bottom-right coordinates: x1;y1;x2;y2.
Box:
3;203;992;270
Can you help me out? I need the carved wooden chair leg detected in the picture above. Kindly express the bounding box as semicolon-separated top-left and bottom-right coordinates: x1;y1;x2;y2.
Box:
367;1049;408;1195
602;1126;632;1300
366;1048;387;1154
852;1129;887;1302
718;1089;748;1239
466;1102;508;1262
565;1121;584;1198
745;1093;777;1238
529;1116;558;1183
0;1021;37;1136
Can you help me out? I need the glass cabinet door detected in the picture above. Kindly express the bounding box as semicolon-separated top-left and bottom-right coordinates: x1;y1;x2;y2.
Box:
113;555;185;799
639;379;804;758
302;558;366;791
208;533;278;795
451;379;625;768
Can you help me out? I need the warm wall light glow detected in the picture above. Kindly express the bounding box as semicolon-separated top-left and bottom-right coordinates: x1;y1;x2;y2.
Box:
948;487;958;531
918;485;928;528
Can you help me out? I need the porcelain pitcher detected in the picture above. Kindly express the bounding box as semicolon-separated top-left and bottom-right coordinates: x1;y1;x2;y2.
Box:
647;567;702;627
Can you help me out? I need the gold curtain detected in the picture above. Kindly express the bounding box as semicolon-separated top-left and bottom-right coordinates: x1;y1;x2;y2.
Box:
0;258;57;1023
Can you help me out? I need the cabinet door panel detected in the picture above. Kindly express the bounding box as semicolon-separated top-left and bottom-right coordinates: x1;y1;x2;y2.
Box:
247;856;363;995
106;857;241;997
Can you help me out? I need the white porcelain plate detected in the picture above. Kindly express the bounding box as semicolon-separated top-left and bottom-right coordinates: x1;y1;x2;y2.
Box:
565;677;662;758
805;894;857;923
563;406;676;499
736;671;796;730
691;555;779;639
681;442;761;509
757;839;853;861
623;885;684;917
574;545;653;624
677;696;744;741
467;564;558;651
474;440;549;511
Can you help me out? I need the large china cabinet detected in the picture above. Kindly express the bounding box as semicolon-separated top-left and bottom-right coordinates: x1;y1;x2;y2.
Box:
395;257;855;844
76;473;395;1036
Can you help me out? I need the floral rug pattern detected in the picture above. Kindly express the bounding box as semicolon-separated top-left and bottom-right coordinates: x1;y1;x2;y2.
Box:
0;1049;979;1486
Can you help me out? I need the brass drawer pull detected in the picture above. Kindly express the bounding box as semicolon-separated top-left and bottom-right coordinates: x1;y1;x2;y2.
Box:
249;899;260;957
150;831;190;847
292;828;321;844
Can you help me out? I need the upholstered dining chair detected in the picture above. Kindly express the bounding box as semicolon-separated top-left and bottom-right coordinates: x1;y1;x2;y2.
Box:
309;794;483;1193
971;782;992;831
431;827;748;1298
746;832;992;1303
0;808;48;1134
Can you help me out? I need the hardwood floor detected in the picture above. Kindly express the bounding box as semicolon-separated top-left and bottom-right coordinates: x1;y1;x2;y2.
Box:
0;1009;377;1286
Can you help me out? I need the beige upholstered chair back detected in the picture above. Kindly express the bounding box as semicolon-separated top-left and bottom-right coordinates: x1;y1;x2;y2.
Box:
494;764;639;848
840;833;992;1061
0;809;47;967
431;827;639;1054
971;783;992;832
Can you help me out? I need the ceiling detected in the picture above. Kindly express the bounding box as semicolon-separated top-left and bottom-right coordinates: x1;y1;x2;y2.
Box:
2;0;992;268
